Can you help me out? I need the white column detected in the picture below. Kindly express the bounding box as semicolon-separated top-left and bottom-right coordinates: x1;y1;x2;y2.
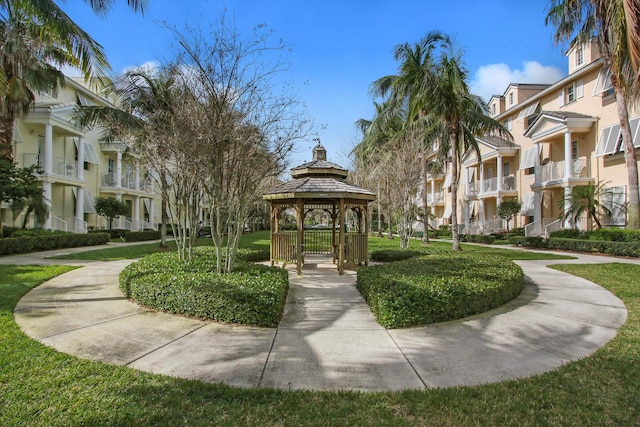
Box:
135;161;140;191
42;182;52;229
44;124;53;174
479;166;485;195
533;191;542;235
116;151;123;188
149;199;155;229
77;137;85;180
479;199;486;233
497;155;503;191
75;187;84;231
134;196;140;230
564;130;572;180
564;186;573;229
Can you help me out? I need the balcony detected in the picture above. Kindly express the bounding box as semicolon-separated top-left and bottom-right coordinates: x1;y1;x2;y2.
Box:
466;175;517;197
101;173;154;193
426;191;445;205
539;159;590;183
23;153;80;179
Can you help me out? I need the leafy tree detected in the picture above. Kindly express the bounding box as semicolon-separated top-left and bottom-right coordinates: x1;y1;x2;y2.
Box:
546;0;640;228
497;199;522;232
95;197;129;230
0;159;44;231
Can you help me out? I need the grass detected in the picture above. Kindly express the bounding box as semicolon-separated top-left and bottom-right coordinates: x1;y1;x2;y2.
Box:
2;249;639;424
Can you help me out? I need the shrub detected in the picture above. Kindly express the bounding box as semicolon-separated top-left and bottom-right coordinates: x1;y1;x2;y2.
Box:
547;237;640;257
0;232;109;256
509;236;547;249
464;234;496;244
124;230;161;242
549;229;583;239
357;253;523;328
119;247;288;327
2;226;19;238
586;228;640;242
370;249;423;262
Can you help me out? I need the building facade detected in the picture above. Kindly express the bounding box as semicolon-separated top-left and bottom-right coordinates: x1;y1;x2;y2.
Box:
2;77;161;232
425;39;636;236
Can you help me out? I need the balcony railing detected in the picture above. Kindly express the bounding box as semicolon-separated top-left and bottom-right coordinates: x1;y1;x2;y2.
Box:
540;159;589;182
23;154;80;179
427;191;445;204
52;216;67;232
466;175;517;196
101;173;154;193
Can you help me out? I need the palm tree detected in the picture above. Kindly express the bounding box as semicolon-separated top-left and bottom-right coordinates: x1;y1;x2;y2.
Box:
421;50;511;251
546;0;640;229
370;31;450;244
1;0;145;157
557;182;619;230
75;67;179;248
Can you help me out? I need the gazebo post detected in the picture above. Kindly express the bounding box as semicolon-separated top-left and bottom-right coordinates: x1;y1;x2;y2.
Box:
296;199;304;275
338;198;345;275
331;204;337;264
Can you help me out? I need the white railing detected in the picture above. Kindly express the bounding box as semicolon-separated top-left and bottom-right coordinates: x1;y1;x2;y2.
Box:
427;192;445;204
112;217;133;230
74;217;87;233
52;216;68;232
466;175;517;196
544;219;563;238
22;154;79;178
133;219;155;231
525;218;558;237
540;159;589;182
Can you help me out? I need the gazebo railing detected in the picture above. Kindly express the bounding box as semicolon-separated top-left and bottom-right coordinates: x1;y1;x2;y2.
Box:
345;233;368;264
272;232;298;264
304;230;333;254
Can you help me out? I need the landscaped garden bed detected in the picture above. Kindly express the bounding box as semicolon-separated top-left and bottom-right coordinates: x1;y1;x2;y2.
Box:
357;251;524;328
119;246;287;327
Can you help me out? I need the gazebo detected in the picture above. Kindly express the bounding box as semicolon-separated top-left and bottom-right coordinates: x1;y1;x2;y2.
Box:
263;142;376;274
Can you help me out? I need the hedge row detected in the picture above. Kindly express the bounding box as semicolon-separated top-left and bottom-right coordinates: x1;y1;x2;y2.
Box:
547;237;640;257
119;247;288;327
0;232;110;256
370;249;425;262
550;228;640;242
124;230;161;242
356;253;524;328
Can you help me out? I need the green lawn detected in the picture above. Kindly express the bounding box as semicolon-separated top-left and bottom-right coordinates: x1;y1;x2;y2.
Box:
1;254;638;424
52;231;574;262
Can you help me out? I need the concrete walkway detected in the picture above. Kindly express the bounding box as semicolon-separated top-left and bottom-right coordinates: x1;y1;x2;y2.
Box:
8;246;635;391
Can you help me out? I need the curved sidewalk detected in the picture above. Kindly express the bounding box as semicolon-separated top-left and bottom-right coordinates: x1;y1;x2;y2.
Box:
11;250;633;391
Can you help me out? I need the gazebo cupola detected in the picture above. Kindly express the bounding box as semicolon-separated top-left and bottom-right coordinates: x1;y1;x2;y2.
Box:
263;142;376;274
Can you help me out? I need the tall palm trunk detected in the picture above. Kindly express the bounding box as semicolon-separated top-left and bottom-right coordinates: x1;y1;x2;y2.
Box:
613;84;640;229
0;116;16;162
450;131;462;251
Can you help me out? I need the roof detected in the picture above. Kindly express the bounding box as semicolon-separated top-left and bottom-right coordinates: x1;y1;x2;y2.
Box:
263;177;376;200
476;135;518;149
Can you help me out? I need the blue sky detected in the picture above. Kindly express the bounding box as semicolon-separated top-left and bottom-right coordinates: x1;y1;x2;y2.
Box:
63;0;570;168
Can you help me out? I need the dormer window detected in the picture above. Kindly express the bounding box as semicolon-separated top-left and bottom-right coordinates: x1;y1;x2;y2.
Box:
508;92;514;106
492;103;496;115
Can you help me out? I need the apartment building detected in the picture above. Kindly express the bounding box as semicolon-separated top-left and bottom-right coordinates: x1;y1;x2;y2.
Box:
2;76;161;232
452;38;635;236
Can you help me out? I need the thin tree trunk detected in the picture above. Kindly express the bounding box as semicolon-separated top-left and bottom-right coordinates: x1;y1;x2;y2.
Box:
614;86;640;229
421;157;430;244
0;116;16;162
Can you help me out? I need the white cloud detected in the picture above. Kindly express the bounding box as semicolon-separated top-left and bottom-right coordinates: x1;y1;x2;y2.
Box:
470;61;565;101
121;60;161;75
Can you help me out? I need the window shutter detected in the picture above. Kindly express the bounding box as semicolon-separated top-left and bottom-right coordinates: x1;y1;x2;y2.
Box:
577;79;584;98
558;90;565;107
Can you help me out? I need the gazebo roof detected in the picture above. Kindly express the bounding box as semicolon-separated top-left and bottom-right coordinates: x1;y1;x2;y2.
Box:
263;142;376;201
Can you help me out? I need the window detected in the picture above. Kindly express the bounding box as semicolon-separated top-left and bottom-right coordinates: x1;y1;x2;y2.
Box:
504;118;512;131
593;67;613;97
603;186;626;226
509;92;514;106
520;147;538;170
571;141;578;160
575;46;584;68
566;84;576;103
492;103;496;115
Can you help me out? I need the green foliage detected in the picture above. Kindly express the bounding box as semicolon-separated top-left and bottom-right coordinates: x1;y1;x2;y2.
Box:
497;199;522;231
357;253;523;328
509;236;548;248
123;230;161;242
370;249;424;262
0;232;109;255
119;247;288;326
94;197;129;229
548;238;640;257
463;234;496;244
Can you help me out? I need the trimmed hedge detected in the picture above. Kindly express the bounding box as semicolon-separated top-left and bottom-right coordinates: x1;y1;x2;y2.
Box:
547;237;640;257
124;230;161;242
463;234;496;244
509;235;548;249
370;249;424;262
356;253;524;328
119;247;288;327
0;232;110;256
